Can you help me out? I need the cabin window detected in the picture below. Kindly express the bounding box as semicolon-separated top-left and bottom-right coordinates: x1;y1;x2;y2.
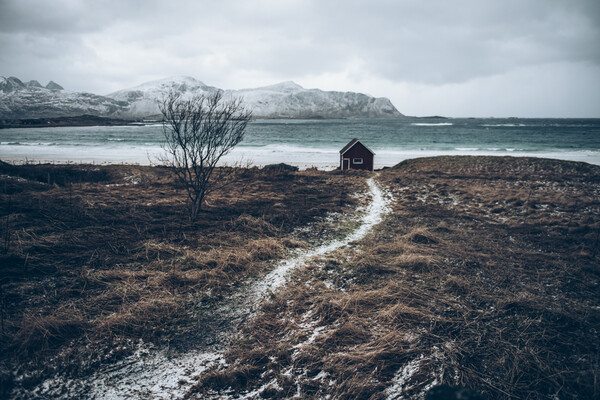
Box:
353;158;363;164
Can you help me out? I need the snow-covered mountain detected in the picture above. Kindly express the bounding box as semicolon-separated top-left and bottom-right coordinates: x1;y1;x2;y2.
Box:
106;76;220;119
0;76;128;119
0;76;403;120
108;77;403;119
228;81;402;118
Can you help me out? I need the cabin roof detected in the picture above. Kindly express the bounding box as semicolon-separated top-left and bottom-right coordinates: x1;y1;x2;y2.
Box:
340;138;375;156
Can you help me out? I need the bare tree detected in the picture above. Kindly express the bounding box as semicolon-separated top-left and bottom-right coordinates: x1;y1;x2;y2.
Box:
159;90;252;221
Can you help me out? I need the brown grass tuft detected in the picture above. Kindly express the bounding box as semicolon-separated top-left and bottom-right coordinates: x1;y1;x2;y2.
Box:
15;312;90;354
406;228;439;244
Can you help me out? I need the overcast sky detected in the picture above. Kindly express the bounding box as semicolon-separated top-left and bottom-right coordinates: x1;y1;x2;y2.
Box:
1;0;599;117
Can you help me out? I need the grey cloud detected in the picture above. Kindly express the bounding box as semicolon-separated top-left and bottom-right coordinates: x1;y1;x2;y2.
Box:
303;0;600;84
0;0;107;34
0;0;598;116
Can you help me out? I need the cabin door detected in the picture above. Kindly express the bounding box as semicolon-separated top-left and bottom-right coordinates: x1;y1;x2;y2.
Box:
342;158;350;170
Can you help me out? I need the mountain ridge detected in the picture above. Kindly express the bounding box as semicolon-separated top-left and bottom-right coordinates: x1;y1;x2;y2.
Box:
0;76;404;120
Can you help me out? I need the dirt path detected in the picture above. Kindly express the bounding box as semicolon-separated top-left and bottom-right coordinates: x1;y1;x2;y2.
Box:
30;177;392;400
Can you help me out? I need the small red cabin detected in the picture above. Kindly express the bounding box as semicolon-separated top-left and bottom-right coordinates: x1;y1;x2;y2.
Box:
340;139;375;171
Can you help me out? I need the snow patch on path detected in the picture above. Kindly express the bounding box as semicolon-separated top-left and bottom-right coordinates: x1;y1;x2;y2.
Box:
24;346;223;400
252;177;391;298
87;349;223;399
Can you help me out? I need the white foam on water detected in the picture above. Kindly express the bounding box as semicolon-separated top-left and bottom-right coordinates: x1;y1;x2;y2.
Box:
410;122;453;126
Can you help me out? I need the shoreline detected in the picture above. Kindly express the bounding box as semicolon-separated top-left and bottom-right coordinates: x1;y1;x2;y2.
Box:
0;115;412;130
2;149;600;168
0;115;143;129
2;117;599;167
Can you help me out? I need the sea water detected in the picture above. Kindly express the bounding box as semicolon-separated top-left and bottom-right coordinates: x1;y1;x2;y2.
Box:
1;117;600;168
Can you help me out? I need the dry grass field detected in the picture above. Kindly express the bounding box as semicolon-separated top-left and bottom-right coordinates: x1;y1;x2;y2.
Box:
0;162;363;397
190;156;600;399
1;156;599;399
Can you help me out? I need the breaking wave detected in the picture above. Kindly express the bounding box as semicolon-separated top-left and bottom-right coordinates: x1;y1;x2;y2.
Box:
482;123;527;127
411;122;453;126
